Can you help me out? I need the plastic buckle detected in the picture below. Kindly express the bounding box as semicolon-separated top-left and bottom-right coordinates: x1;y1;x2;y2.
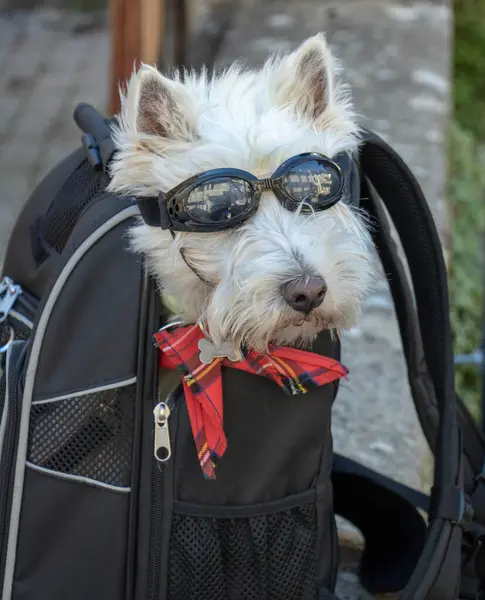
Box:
0;277;22;324
81;133;103;171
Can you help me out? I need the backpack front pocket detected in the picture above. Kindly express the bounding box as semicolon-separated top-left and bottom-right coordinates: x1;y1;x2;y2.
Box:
168;490;326;600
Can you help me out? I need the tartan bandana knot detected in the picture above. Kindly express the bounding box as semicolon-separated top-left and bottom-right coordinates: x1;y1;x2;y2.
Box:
153;323;348;480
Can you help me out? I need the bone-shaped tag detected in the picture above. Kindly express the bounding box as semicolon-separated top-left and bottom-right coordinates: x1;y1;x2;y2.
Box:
198;337;242;365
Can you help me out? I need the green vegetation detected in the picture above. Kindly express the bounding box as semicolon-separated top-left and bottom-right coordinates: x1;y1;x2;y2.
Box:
450;0;485;418
454;0;485;140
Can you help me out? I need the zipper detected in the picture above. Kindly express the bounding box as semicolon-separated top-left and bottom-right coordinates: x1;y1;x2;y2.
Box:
146;284;184;600
0;278;22;324
153;402;171;462
0;278;37;356
153;384;182;465
146;292;163;600
146;371;181;599
0;279;25;356
0;342;26;571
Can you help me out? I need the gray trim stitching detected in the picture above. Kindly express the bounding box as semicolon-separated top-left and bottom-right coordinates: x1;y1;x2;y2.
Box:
25;462;131;493
32;376;137;405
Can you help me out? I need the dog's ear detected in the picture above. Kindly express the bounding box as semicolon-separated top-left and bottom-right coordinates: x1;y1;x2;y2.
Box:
121;64;195;142
108;65;197;196
270;34;341;123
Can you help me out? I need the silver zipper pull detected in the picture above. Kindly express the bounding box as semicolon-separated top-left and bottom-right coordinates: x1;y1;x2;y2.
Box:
153;402;171;462
0;277;22;324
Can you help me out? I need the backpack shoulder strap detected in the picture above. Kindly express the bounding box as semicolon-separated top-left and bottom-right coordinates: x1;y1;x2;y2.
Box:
361;164;485;485
357;129;466;599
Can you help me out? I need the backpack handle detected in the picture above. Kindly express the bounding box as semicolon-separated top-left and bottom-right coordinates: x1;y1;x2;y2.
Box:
73;103;116;173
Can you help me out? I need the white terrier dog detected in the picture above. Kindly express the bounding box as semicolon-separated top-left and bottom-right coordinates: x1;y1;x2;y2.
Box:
108;33;374;353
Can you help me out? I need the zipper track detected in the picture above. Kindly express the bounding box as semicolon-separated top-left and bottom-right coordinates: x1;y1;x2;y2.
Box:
0;343;26;565
147;299;163;599
146;285;183;600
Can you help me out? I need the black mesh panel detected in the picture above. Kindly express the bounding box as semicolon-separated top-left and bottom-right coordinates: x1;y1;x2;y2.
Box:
169;503;318;600
28;384;135;487
41;160;106;254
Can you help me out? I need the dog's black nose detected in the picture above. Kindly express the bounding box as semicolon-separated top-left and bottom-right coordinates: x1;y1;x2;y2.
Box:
282;276;327;313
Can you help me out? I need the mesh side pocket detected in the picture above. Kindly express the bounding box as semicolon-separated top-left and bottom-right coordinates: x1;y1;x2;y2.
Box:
169;502;318;600
41;160;106;254
27;384;135;488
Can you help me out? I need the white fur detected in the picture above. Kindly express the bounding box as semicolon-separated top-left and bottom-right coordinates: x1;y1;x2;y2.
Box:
108;33;375;352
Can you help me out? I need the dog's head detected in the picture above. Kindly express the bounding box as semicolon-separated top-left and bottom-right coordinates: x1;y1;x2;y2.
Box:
109;33;374;351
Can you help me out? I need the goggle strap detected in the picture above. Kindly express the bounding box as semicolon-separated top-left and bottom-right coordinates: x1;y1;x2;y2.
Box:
169;230;216;288
136;196;159;227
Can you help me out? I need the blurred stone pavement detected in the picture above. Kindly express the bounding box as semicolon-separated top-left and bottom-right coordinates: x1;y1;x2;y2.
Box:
0;1;452;598
0;9;108;258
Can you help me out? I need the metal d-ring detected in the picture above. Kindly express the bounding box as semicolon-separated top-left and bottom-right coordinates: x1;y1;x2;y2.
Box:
0;326;15;354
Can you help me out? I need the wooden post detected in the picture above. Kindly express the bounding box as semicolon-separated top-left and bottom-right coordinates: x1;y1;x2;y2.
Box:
108;0;164;116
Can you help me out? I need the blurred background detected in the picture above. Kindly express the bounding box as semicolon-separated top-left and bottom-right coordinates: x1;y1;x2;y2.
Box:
451;0;485;424
0;0;483;597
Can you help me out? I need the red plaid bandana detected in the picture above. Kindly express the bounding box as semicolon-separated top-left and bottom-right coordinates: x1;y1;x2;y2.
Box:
154;324;348;480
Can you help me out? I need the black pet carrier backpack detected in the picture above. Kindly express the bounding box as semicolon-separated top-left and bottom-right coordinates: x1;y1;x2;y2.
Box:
1;102;484;600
